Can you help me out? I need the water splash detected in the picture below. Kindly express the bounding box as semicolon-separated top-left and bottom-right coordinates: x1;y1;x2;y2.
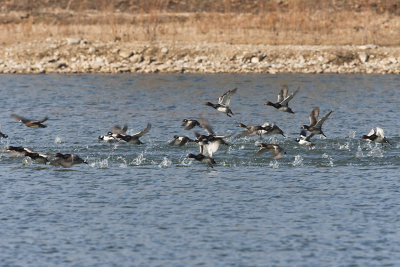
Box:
347;130;356;139
292;155;303;167
355;145;364;158
180;157;192;166
269;160;279;169
117;156;128;168
322;153;334;167
158;157;172;168
54;136;63;144
22;157;32;166
131;152;146;166
367;145;384;158
339;142;350;151
96;158;109;169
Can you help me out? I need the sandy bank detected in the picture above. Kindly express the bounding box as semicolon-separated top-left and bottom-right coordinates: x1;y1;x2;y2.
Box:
1;39;400;74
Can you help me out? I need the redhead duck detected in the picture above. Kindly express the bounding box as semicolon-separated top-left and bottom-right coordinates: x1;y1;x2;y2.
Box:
301;107;333;137
265;86;299;113
205;88;238;117
11;114;48;128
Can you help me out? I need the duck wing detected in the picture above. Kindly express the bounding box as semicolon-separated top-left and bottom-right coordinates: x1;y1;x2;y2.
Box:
309;107;320;127
367;128;375;136
11;114;30;124
279;87;299;106
314;110;333;129
199;118;215;136
218;88;237;107
131;123;151;138
112;125;128;135
277;86;288;103
376;127;385;138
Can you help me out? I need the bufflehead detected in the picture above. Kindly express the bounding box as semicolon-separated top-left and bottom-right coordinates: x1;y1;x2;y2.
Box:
11;114;48;128
24;151;49;164
188;153;216;168
265;86;299;113
362;127;390;144
295;129;315;149
169;135;195;146
98;125;128;142
255;144;286;159
195;118;232;157
205;88;238;117
301;107;333;137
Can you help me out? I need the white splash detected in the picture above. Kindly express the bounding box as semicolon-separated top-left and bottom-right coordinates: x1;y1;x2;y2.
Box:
339;142;350;151
355;145;364;158
180;157;192;166
131;152;145;166
117;156;128;168
367;145;384;158
54;136;63;144
292;155;303;167
158;157;172;168
322;153;334;167
347;130;356;139
22;157;32;166
269;160;279;169
97;158;109;169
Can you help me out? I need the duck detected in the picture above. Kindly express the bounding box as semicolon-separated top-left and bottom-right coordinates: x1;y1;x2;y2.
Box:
188;153;216;168
205;88;238;117
362;127;390;144
301;107;333;137
51;153;87;168
98;125;128;142
11;114;48;128
255;144;286;159
0;125;7;138
7;146;33;157
295;129;315;149
236;123;269;138
24;151;49;164
265;86;299;113
194;118;232;157
116;123;151;144
261;122;286;137
169;135;195;146
182;119;200;130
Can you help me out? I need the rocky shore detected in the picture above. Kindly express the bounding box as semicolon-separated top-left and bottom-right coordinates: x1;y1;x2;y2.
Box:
2;38;400;74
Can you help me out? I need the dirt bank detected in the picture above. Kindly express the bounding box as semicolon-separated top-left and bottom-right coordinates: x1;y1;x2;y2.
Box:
1;39;400;74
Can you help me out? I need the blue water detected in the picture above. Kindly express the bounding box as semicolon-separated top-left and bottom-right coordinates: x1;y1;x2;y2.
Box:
0;74;399;266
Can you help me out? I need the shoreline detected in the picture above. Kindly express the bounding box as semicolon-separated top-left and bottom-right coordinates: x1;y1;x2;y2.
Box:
2;39;400;74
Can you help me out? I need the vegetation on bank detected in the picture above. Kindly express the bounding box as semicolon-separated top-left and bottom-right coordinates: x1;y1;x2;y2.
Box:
1;0;400;46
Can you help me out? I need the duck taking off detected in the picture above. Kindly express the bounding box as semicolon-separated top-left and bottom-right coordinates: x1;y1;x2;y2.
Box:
301;107;333;137
205;88;238;117
265;86;299;114
362;127;390;144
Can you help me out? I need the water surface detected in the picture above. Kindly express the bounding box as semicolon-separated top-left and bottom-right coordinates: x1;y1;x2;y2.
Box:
0;74;399;266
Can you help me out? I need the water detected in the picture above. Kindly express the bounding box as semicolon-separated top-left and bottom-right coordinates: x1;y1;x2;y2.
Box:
0;74;399;266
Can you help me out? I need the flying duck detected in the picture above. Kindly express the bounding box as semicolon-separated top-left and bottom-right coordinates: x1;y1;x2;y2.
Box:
295;129;315;148
301;107;333;137
255;144;286;159
362;127;390;144
11;114;48;128
205;88;238;117
195;118;232;157
169;135;195;146
116;123;151;144
182;119;201;130
265;86;299;113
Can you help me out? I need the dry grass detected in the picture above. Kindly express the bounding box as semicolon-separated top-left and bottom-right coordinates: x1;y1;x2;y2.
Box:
1;0;400;45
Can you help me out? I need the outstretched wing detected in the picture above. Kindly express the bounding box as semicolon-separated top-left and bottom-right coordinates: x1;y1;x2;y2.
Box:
280;87;299;106
112;125;128;135
376;127;385;138
132;123;151;137
218;88;237;107
309;107;320;127
11;114;30;124
314;110;333;129
277;86;288;103
367;128;375;136
199;118;215;136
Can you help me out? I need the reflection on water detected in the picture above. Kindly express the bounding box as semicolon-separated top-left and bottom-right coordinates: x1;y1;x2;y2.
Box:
0;74;399;266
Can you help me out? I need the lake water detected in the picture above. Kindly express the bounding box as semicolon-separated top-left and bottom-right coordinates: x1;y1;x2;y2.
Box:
0;74;399;266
